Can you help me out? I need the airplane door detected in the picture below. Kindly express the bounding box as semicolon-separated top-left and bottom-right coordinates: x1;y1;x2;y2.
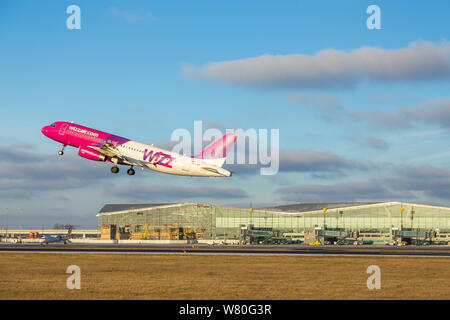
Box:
58;123;68;136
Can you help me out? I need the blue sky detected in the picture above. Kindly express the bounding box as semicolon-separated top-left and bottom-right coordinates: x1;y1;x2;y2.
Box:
1;1;450;228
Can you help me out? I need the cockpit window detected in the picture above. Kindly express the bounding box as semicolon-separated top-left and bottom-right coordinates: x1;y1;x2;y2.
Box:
50;123;56;127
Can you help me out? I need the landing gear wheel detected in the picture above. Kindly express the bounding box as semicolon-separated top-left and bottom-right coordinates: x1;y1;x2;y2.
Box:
127;168;135;176
111;166;119;174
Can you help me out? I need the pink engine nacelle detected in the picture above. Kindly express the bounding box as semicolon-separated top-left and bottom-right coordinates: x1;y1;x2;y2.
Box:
78;146;107;162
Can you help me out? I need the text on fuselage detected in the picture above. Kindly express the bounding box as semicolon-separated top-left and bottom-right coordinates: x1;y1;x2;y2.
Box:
143;149;174;168
69;126;99;138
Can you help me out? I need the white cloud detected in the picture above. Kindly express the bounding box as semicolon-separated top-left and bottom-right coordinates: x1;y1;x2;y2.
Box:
364;98;450;129
227;148;372;176
107;185;248;201
277;181;415;202
184;40;450;90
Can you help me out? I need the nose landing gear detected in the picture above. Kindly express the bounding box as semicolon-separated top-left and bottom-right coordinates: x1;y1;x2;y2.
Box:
58;144;66;155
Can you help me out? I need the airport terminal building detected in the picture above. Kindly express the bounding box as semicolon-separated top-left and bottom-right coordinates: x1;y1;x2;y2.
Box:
97;202;450;245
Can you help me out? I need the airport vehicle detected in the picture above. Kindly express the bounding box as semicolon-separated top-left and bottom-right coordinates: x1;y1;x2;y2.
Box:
41;226;73;245
41;122;237;177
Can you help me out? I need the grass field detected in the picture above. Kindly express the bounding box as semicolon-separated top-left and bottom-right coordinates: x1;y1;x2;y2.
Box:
0;253;449;299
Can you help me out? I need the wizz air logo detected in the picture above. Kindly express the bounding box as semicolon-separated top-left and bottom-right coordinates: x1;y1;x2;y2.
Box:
143;149;175;168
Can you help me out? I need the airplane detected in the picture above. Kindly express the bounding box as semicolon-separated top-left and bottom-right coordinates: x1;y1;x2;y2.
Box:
41;122;237;177
41;225;73;245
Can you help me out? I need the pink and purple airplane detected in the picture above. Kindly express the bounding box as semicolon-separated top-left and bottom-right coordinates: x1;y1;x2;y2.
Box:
41;122;237;177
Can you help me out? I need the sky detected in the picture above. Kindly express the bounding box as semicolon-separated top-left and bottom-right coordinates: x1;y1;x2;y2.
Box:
1;0;450;228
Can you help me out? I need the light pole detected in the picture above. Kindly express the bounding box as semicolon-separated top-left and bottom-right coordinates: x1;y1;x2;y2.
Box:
5;208;8;243
18;208;23;242
411;208;416;244
248;207;253;245
400;207;404;230
400;207;404;245
323;208;327;245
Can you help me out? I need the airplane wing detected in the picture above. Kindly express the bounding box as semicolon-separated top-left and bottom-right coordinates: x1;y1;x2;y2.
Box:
89;143;146;168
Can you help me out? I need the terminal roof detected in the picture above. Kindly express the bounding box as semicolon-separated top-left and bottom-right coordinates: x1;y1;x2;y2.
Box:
259;202;380;213
99;203;173;213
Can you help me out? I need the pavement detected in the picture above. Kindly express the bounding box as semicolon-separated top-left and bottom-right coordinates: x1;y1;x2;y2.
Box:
1;242;450;257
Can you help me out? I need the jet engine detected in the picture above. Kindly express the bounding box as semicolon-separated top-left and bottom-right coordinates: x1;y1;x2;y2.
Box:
78;146;106;162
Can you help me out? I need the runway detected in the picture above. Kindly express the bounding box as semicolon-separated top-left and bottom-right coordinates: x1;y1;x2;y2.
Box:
1;243;450;257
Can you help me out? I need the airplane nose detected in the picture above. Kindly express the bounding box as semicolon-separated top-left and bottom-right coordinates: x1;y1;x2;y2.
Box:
41;126;48;135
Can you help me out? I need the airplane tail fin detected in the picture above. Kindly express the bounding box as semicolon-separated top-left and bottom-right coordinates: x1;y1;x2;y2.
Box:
194;133;237;167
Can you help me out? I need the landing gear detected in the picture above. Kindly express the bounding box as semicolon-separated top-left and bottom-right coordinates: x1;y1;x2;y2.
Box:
111;166;134;175
58;144;66;155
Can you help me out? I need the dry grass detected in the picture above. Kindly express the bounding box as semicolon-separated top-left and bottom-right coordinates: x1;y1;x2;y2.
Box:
0;253;449;300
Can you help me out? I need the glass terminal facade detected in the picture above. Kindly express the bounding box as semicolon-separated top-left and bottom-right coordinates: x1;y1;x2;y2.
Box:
97;202;450;243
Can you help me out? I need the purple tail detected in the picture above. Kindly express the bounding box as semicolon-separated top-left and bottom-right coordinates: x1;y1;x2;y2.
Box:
194;133;237;166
